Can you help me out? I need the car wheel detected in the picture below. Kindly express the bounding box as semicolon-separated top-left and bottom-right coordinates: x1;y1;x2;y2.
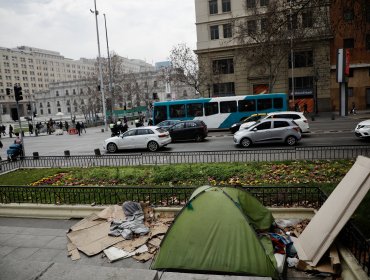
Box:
147;141;159;152
107;143;118;153
286;136;297;146
194;134;203;142
240;138;252;148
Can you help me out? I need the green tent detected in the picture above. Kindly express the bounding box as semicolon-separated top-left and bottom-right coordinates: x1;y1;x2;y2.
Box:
151;186;279;279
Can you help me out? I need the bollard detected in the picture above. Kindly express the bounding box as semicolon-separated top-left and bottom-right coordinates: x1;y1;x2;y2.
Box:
101;128;104;133
94;148;101;156
35;129;38;137
64;150;70;157
311;116;315;121
33;152;39;160
331;114;336;120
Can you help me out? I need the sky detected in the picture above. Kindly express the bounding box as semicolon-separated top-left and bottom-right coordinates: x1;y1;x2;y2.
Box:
0;0;197;65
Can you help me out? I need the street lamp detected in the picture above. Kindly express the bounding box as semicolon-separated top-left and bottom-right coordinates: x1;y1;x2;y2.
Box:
91;0;107;131
314;68;319;115
103;13;114;122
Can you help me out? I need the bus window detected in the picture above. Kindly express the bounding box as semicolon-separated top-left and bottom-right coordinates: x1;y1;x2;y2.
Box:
273;98;283;109
220;101;237;113
257;99;272;110
187;103;203;117
238;100;256;112
169;104;185;118
154;105;167;124
204;102;218;116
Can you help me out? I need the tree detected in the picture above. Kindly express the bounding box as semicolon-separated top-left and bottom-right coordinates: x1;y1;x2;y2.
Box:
231;0;331;93
169;43;210;96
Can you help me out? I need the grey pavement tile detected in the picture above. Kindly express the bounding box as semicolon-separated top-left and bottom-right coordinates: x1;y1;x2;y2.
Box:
2;234;55;248
0;225;25;234
44;236;68;249
0;245;17;257
0;233;15;244
0;259;53;280
28;248;62;262
51;250;77;265
21;227;67;237
2;247;40;260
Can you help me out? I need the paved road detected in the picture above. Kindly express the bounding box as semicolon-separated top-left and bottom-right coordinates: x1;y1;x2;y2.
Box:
0;112;369;159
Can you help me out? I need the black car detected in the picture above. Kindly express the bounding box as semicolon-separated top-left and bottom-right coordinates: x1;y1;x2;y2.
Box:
156;120;181;130
168;120;208;142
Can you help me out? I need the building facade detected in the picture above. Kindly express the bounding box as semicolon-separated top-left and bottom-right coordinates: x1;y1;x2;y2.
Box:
195;0;332;112
330;0;370;111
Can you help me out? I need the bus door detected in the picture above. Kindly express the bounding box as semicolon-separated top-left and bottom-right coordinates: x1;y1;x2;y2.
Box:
154;105;167;124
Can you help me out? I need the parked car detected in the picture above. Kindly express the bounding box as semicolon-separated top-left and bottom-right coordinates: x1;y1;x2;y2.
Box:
103;126;171;153
233;113;268;133
264;111;310;133
355;119;370;139
156;120;181;130
168;120;208;142
233;118;301;148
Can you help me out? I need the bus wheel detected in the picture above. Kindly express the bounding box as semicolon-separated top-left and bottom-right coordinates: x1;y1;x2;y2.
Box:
240;138;252;148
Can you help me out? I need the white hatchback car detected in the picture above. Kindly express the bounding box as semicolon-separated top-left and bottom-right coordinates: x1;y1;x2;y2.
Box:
264;111;310;133
355;119;370;139
103;126;171;153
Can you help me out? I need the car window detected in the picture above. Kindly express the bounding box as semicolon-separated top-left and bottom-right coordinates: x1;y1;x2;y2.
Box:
123;130;136;137
255;121;271;130
274;121;290;128
186;122;198;128
137;129;154;135
156;128;167;133
172;123;185;130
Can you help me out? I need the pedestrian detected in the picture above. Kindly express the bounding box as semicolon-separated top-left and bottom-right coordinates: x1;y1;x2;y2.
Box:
148;118;153;126
64;121;69;132
350;102;356;115
59;121;63;130
1;124;5;136
0;139;2;160
76;121;81;136
81;122;86;133
29;123;34;135
303;103;308;114
14;133;22;144
9;124;13;138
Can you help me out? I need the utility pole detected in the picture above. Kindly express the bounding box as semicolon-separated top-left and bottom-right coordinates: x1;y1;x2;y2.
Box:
14;84;25;156
290;0;295;108
103;13;114;121
91;0;107;131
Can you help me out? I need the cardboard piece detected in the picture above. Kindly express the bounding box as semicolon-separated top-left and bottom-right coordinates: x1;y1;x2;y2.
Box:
150;223;169;237
67;221;124;256
70;213;104;232
103;247;132;262
97;205;125;221
114;235;149;252
70;249;81;261
293;156;370;266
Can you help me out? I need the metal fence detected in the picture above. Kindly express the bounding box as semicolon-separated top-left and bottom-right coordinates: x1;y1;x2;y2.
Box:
1;145;370;173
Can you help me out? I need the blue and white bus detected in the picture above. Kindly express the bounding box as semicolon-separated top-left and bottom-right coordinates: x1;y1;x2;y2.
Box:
153;93;288;129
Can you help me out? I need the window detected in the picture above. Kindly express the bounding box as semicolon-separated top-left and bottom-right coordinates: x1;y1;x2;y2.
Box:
204;102;219;116
287;14;298;30
213;82;235;96
274;121;289;128
246;0;256;9
348;68;354;77
187;103;203;117
256;121;271;130
343;38;354;48
367;2;370;23
169;104;185;118
56;91;59;96
260;18;268;31
172;122;185;130
209;0;218;14
343;9;354;21
39;103;43;108
289;76;313;91
155;106;167;123
302;10;313;28
48;109;51;114
137;129;153;135
260;0;269;7
239;100;256;112
348;87;353;97
220;101;237;113
289;51;313;68
66;90;69;96
222;0;231;12
366;34;370;51
223;24;232;38
210;25;219;40
213;58;234;74
247;20;257;34
274;98;284;109
257;99;272;110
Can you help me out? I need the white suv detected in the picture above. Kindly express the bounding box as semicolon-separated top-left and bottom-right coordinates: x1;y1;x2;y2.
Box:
264;111;310;133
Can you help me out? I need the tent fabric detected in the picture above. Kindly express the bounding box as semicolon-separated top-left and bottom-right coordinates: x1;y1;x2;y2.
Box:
151;186;278;279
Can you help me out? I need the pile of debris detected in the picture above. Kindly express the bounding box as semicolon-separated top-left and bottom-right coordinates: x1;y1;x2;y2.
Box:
66;202;173;263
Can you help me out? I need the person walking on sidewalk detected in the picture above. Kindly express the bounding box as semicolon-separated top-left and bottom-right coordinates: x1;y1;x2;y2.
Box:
9;124;13;138
76;121;81;136
350;102;356;115
81;122;86;133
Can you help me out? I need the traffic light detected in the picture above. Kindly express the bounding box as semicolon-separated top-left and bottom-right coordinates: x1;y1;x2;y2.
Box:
6;88;11;95
14;85;23;101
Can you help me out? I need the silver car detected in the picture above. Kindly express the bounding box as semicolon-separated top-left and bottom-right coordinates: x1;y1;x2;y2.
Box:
233;118;301;148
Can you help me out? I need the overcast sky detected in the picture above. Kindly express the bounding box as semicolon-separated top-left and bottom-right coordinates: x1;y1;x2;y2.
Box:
0;0;196;65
